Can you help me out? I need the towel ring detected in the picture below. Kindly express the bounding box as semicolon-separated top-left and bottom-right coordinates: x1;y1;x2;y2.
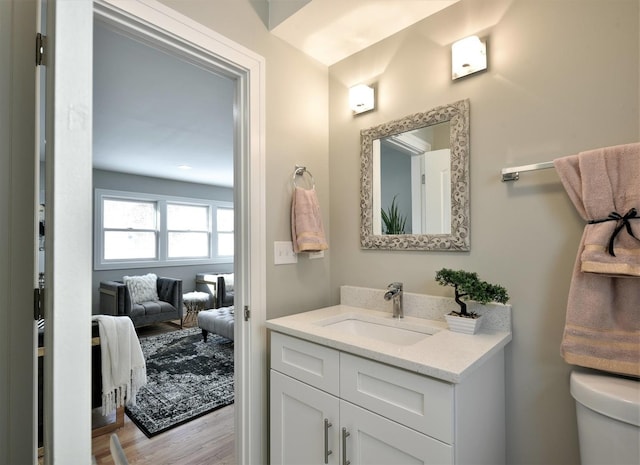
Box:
292;165;315;189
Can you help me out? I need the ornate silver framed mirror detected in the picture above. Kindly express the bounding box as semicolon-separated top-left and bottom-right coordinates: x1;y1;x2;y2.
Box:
360;99;470;250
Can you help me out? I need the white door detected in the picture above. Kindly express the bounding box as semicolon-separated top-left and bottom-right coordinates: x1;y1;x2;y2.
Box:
340;401;453;465
424;149;452;234
271;370;340;465
42;0;94;463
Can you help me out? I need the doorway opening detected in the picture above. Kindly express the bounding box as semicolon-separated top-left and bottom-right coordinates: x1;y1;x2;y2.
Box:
91;15;237;461
75;1;266;462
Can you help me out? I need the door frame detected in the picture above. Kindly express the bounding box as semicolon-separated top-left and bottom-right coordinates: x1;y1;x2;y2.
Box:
38;0;268;462
93;1;268;463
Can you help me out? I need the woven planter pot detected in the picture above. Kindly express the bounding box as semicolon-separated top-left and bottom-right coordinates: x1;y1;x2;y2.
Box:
445;313;484;335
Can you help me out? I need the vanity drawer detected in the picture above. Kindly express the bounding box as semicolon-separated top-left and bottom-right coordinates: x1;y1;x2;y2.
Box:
340;353;454;444
271;332;340;396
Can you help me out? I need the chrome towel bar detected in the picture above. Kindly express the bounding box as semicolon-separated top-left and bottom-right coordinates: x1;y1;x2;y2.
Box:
501;161;554;182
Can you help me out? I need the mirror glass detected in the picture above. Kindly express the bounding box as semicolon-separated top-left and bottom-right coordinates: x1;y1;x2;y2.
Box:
360;99;470;250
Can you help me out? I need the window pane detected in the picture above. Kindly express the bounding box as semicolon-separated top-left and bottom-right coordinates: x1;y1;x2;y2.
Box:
104;231;157;260
167;204;209;230
104;199;156;229
217;208;234;232
168;232;209;258
218;232;234;256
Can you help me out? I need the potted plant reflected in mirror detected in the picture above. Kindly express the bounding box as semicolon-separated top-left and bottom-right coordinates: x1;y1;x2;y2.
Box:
381;195;407;235
435;268;509;334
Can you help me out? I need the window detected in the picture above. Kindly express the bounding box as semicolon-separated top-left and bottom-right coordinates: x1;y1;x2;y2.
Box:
95;189;233;270
167;203;210;258
103;198;158;260
216;206;234;257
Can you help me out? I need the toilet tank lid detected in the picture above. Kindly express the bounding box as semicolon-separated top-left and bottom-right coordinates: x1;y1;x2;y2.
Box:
570;369;640;427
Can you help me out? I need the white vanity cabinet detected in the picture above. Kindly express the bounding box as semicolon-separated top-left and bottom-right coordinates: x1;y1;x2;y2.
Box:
270;332;506;465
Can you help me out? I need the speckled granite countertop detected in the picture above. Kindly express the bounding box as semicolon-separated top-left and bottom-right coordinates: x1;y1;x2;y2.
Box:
266;304;512;384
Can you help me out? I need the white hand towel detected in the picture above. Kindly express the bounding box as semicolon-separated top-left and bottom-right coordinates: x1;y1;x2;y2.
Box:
92;315;147;415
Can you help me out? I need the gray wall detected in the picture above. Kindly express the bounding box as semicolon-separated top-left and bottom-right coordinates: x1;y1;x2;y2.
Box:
0;1;39;461
92;169;234;313
328;1;639;464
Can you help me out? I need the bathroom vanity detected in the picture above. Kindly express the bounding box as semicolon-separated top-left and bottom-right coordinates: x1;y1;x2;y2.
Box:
267;288;512;465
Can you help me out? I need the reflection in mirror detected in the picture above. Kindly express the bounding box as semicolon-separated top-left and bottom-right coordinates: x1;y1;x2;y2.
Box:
361;99;469;250
374;122;451;235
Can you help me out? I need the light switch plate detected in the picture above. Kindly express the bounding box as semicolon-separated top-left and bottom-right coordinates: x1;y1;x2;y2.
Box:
274;241;298;265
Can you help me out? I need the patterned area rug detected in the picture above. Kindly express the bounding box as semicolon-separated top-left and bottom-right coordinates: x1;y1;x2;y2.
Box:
125;327;234;438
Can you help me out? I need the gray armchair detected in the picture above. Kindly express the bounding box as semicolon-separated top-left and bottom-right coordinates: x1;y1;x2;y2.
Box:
99;277;183;328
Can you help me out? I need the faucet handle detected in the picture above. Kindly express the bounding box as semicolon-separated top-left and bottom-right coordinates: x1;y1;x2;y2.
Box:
387;282;403;290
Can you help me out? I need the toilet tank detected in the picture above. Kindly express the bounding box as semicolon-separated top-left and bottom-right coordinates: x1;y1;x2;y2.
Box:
570;369;640;465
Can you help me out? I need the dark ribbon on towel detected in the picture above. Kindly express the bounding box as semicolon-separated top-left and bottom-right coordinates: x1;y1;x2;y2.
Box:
588;208;640;256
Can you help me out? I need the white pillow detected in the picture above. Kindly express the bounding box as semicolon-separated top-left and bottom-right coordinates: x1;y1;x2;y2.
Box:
123;273;159;304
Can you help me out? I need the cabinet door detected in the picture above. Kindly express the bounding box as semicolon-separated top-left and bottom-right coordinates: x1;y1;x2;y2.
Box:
340;400;453;465
271;370;340;465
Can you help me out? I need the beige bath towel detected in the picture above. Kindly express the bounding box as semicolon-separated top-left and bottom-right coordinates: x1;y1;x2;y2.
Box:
92;315;147;415
553;143;640;377
554;143;640;277
291;186;329;253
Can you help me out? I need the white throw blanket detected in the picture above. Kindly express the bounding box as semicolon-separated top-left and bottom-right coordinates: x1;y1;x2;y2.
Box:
92;315;147;415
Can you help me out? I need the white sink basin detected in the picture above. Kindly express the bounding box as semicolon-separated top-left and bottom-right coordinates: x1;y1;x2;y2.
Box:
316;313;439;346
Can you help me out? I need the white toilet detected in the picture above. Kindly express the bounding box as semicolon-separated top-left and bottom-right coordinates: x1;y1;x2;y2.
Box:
570;368;640;465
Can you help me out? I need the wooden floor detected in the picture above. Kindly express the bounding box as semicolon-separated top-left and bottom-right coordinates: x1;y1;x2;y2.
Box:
91;404;235;464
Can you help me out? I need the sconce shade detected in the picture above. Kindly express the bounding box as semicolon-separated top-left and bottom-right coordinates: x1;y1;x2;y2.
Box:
452;35;487;80
349;84;375;114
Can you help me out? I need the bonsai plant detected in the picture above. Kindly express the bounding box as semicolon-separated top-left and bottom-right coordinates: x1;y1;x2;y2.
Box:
435;268;509;333
381;195;407;235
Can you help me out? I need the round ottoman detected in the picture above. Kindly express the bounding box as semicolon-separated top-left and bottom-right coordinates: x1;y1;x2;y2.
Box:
183;291;210;325
197;306;235;342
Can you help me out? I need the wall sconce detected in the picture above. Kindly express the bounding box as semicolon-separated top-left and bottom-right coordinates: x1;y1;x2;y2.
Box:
349;84;375;114
451;35;487;80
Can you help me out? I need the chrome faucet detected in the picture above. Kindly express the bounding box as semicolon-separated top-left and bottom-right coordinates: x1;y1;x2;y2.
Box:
384;282;403;319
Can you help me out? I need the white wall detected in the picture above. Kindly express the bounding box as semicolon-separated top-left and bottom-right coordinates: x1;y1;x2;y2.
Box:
328;1;639;464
